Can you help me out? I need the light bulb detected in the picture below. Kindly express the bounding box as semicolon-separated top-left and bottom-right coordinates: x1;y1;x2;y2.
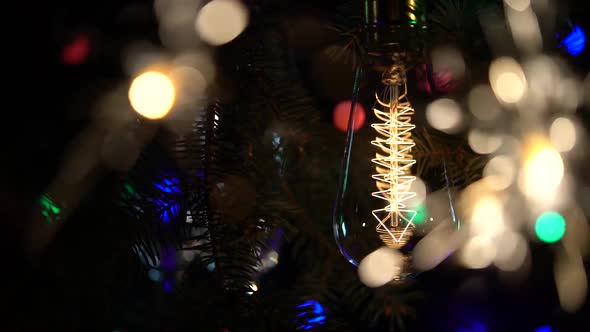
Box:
332;60;425;280
331;0;460;284
332;55;462;282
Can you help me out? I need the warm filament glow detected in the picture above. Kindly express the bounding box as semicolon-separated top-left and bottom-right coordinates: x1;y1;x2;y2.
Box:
371;83;417;249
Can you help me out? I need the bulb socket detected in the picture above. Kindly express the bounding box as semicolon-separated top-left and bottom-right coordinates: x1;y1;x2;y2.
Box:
363;0;427;61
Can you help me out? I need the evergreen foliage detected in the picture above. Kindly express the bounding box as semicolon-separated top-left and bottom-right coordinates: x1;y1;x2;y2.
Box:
22;1;585;331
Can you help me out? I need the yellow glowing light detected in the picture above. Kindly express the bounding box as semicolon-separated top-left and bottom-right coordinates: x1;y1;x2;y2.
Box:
371;79;417;249
195;0;249;46
497;72;525;101
519;137;564;203
128;71;176;119
470;195;505;236
407;0;418;22
250;283;258;292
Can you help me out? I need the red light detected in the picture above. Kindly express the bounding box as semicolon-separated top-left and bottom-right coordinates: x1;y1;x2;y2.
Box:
333;101;366;132
62;33;90;65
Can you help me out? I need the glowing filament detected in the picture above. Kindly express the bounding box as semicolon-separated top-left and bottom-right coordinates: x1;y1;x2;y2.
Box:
371;83;417;249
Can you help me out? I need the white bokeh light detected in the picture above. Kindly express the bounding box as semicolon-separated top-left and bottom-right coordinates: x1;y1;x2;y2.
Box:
555;252;588;312
406;177;427;207
358;247;404;287
504;0;530;11
483;155;516;190
413;226;458;271
550;117;577;152
461;236;497;269
470;195;505;237
195;0;249;46
494;231;528;271
169;66;207;105
505;5;542;52
468;129;503;155
431;46;466;80
468;85;501;122
489;57;527;104
426;98;463;133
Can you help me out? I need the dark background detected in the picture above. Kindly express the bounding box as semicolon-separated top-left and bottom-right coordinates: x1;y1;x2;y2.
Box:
4;0;589;331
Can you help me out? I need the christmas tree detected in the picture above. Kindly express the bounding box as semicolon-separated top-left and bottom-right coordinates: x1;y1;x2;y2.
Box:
10;0;590;331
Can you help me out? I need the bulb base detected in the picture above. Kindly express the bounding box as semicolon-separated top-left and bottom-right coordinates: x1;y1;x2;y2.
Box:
363;0;428;62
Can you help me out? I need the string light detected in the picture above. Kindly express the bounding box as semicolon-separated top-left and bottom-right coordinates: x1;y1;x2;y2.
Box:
195;0;249;46
296;300;327;330
535;211;566;243
370;64;417;249
561;25;586;56
40;194;61;224
129;71;176;119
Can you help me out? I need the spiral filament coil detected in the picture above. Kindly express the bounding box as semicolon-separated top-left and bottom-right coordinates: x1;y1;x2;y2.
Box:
370;66;417;249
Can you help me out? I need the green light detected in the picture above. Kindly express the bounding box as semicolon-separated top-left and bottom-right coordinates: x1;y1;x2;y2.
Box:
413;204;428;225
124;183;135;194
120;182;136;204
402;204;428;225
40;194;61;223
535;211;566;243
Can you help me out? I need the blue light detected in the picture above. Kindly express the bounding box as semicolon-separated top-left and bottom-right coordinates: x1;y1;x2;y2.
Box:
297;300;326;314
313;302;323;314
308;316;326;324
163;280;173;292
535;326;553;332
154;176;181;194
456;321;487;332
152;174;182;224
160;246;176;270
561;25;586;56
472;322;487;332
296;300;327;330
155;198;181;224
